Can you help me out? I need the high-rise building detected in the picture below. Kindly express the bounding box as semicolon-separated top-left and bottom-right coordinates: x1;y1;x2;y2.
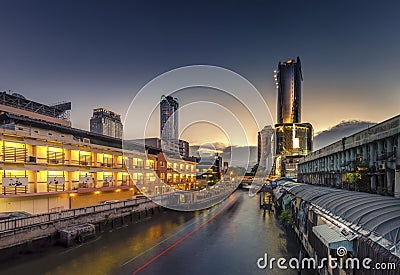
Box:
90;108;123;139
275;123;313;156
160;95;179;152
274;56;302;124
178;139;189;158
132;137;190;158
257;125;275;169
273;57;313;178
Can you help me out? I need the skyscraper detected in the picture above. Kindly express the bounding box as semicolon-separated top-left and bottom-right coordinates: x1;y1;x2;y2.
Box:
160;95;179;151
257;125;275;169
274;56;302;124
273;56;313;178
90;108;123;139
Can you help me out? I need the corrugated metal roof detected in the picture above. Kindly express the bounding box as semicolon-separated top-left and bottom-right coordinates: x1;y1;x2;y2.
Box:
273;189;284;200
283;183;400;246
312;224;353;251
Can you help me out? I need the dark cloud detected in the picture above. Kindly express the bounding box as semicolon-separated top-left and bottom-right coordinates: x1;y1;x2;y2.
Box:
313;120;376;150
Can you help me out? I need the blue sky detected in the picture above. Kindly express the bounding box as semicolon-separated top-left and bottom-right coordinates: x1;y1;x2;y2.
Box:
0;0;399;145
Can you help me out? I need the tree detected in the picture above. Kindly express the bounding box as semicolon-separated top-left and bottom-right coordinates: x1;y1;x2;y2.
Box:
278;210;293;229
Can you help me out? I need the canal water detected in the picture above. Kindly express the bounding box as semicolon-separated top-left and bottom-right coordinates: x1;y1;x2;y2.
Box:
1;190;310;275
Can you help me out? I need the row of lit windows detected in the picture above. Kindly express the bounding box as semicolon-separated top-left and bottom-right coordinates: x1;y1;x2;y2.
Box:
0;140;191;171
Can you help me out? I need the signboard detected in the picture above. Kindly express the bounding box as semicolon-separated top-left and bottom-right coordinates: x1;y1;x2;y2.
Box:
2;177;28;187
103;176;114;183
79;177;94;184
47;177;65;185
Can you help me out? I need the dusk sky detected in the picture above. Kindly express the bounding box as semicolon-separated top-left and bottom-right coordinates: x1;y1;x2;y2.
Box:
0;0;399;146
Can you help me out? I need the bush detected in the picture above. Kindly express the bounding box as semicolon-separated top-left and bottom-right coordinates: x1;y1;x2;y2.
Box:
278;210;293;228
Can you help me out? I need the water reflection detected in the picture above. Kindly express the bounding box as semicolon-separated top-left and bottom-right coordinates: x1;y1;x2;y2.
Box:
1;191;309;275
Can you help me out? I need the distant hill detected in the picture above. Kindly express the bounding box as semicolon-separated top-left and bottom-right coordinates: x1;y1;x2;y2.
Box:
313;120;376;151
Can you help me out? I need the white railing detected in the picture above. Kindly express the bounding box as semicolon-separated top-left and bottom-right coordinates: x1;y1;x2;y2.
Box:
0;196;162;232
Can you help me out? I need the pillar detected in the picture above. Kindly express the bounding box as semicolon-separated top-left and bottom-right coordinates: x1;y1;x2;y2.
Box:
395;170;400;198
345;150;350;163
334;154;338;171
369;143;376;167
94;172;98;188
387;169;394;195
362;145;368;165
113;171;118;187
67;171;72;190
377;140;383;165
371;175;377;192
350;148;356;171
397;134;400;163
33;170;38;193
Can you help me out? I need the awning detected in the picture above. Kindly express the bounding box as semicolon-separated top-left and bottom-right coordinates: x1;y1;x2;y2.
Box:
283;194;292;205
274;189;284;200
285;183;400;246
312;224;353;252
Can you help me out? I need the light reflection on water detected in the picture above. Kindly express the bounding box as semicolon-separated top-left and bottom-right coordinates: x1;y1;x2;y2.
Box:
1;191;307;275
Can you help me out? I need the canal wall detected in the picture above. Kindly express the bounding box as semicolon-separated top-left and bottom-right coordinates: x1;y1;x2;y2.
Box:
0;198;163;253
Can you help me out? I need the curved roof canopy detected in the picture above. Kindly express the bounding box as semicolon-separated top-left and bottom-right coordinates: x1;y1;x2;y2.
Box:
284;183;400;245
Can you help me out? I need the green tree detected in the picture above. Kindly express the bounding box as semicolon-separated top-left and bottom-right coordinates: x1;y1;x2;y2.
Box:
278;210;293;228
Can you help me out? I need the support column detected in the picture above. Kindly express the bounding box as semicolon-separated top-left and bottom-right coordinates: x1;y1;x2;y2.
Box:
33;170;38;193
350;148;356;171
371;175;377;192
387;169;394;195
94;172;98;188
397;134;400;163
362;145;368;165
369;143;376;167
334;154;338;171
113;171;118;187
387;138;394;195
395;170;400;198
67;171;72;191
377;140;384;166
32;145;38;193
386;137;394;164
325;157;328;172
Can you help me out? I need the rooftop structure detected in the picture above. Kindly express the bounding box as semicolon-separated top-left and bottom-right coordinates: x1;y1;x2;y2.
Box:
0;91;71;126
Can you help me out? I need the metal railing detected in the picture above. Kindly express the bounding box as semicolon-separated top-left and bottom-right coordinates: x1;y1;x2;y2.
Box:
0;196;162;233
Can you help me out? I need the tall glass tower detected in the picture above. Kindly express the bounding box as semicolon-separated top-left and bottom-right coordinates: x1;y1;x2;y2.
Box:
160;95;179;145
274;56;303;124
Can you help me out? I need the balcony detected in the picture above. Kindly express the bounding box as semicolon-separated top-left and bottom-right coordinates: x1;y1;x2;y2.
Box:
98;162;113;168
1;146;27;163
114;163;124;169
120;179;130;186
79;160;94;166
47;151;65;165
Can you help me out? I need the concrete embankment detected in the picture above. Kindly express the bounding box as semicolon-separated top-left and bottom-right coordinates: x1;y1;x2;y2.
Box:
0;198;163;256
